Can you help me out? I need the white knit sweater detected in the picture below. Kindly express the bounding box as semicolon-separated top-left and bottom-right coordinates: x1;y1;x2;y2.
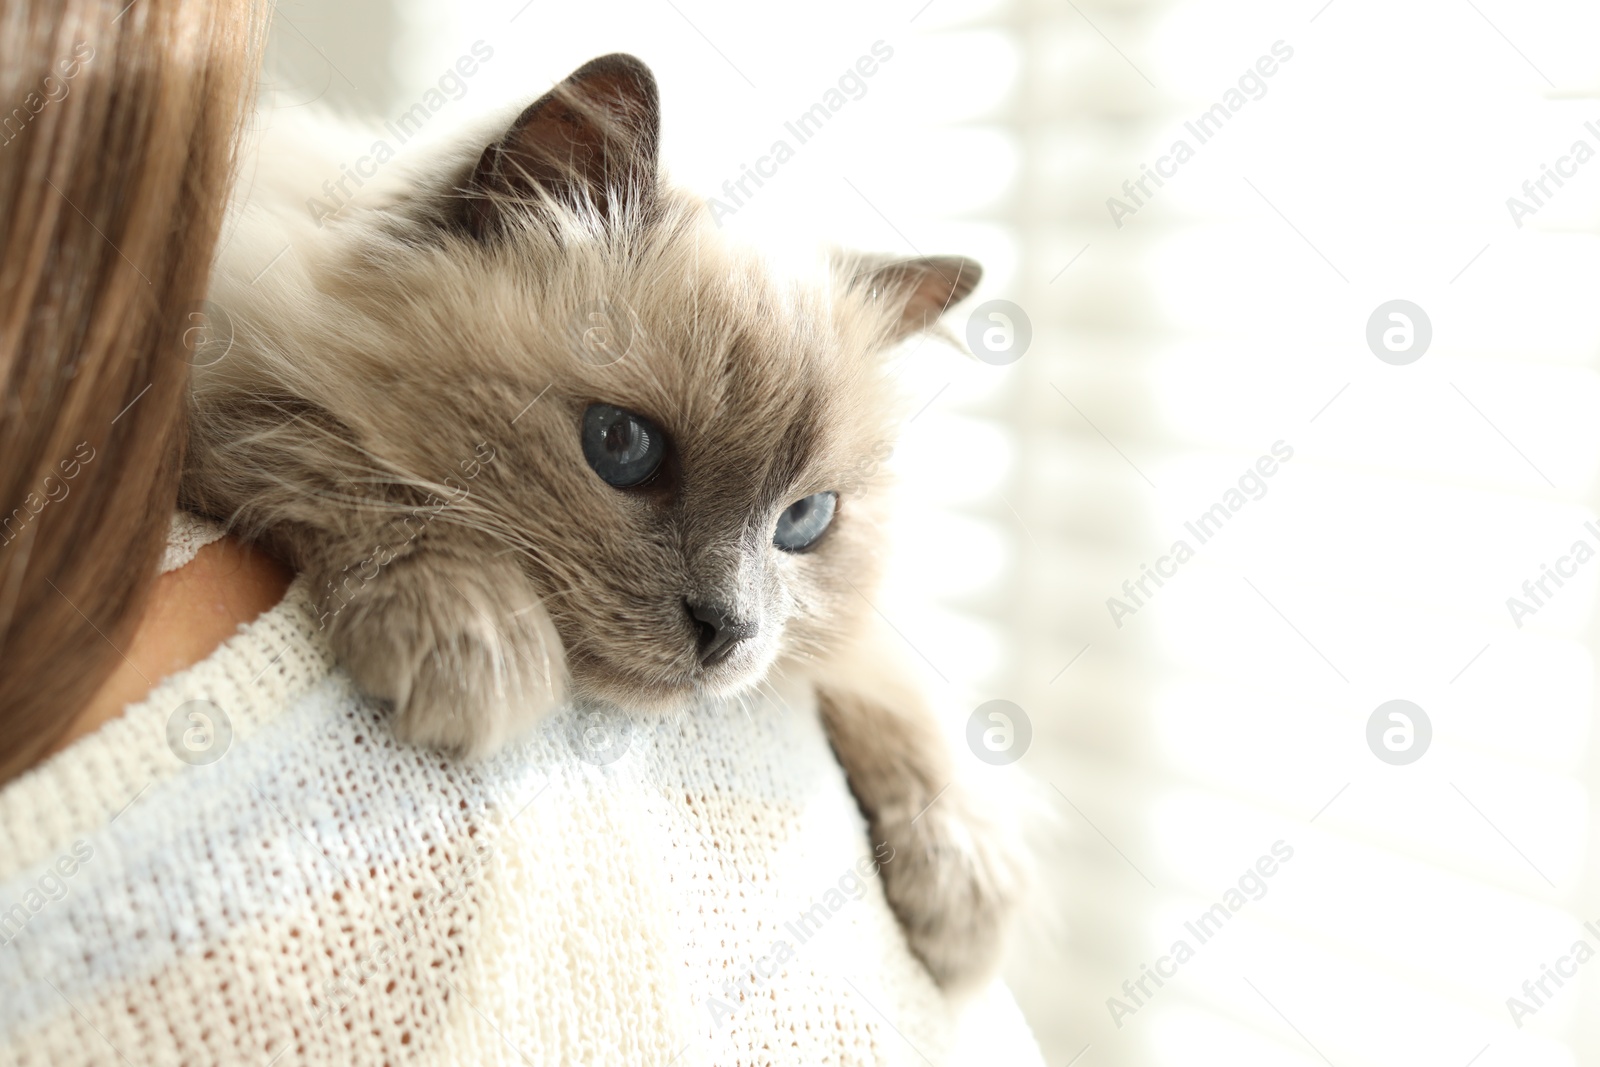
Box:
0;521;1042;1066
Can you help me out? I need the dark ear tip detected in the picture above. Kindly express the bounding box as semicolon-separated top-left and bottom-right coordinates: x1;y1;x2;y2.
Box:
568;53;658;100
463;52;662;237
931;255;982;304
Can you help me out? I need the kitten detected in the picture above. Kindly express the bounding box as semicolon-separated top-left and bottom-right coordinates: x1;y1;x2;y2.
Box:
183;54;1026;990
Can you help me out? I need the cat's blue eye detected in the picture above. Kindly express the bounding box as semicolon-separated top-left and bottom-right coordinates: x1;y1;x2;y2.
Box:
773;492;837;552
582;403;665;488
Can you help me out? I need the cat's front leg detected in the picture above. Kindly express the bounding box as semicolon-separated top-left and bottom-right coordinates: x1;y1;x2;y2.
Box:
312;539;565;756
814;642;1029;992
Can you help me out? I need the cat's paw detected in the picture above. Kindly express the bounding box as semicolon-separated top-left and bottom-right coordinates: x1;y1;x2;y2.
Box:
320;550;565;756
875;779;1030;992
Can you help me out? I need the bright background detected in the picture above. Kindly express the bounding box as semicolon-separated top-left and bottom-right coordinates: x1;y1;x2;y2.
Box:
267;0;1600;1063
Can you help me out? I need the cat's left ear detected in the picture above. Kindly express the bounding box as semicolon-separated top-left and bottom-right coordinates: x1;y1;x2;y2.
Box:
461;53;660;238
840;253;983;344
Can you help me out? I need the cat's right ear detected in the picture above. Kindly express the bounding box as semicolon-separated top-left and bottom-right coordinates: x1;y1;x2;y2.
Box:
460;53;660;238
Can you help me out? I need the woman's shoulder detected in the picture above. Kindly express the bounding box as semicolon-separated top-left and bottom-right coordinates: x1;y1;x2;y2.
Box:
0;552;331;883
38;515;299;772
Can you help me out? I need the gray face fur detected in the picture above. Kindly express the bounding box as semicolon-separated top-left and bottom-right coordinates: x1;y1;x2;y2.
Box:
184;53;979;720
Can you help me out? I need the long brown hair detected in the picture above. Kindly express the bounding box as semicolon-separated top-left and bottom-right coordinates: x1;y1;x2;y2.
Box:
0;0;264;783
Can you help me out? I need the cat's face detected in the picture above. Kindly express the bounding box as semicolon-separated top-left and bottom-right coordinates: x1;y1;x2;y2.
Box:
278;55;979;711
473;244;930;711
334;233;973;712
484;260;894;709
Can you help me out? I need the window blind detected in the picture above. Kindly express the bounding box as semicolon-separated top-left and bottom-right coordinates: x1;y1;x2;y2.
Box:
990;1;1600;1064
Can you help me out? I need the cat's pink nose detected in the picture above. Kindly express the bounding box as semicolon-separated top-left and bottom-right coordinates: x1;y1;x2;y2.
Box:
685;600;756;667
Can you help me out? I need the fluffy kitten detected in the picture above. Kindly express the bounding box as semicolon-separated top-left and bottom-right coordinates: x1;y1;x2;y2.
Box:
183;54;1026;989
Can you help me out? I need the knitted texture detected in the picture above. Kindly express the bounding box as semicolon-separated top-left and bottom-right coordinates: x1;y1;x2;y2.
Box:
158;512;227;574
0;527;1042;1066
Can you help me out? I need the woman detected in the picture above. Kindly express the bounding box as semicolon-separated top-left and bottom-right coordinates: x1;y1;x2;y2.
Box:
0;2;1042;1063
